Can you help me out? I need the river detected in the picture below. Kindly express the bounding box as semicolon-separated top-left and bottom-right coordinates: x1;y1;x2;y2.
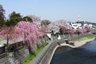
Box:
51;39;96;64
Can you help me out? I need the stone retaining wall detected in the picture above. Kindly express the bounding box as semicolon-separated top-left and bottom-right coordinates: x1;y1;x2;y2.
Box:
0;46;29;64
0;33;93;64
39;33;93;64
0;35;50;64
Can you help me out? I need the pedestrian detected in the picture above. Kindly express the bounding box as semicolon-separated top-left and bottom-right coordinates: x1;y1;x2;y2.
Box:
65;39;69;44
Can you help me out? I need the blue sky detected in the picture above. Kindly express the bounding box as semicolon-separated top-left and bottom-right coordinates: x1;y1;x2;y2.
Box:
0;0;96;22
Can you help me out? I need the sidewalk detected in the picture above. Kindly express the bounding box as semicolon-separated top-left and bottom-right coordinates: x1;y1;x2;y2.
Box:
29;35;67;64
29;40;54;64
61;37;95;48
29;34;94;64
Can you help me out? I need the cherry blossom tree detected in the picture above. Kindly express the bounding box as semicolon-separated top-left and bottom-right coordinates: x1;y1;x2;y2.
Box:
48;20;72;34
39;25;49;36
0;27;15;40
0;21;42;53
78;28;87;34
15;21;42;52
28;15;41;27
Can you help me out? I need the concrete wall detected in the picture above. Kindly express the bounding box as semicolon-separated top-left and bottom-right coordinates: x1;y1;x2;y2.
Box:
0;33;92;64
0;35;50;64
0;53;11;64
0;46;29;64
39;33;92;64
13;46;29;64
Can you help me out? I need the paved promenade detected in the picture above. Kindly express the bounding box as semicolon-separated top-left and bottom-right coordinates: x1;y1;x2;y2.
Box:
61;37;95;48
29;40;54;64
29;35;95;64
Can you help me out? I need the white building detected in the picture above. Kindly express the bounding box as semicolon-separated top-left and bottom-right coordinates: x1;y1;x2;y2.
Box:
70;21;93;30
70;22;82;30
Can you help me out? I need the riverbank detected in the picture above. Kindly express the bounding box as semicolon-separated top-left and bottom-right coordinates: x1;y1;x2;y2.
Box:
29;33;95;64
51;38;96;64
61;35;95;48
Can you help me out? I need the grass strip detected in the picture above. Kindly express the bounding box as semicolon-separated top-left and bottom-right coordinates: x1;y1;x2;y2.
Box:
21;42;48;64
73;34;94;42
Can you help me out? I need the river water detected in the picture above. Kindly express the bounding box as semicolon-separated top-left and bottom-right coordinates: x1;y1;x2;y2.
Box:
51;40;96;64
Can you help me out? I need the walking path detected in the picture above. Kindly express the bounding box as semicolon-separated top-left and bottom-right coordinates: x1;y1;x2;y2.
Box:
61;37;95;48
29;40;53;64
29;35;95;64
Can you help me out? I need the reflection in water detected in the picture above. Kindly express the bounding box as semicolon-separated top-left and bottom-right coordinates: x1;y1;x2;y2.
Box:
51;40;96;64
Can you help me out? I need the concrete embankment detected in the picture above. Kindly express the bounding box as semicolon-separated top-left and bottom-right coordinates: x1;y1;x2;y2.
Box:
46;34;95;64
48;36;95;64
61;37;95;48
30;33;95;64
47;38;95;64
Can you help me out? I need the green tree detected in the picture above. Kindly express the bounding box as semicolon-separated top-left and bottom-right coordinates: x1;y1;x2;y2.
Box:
6;11;22;27
5;20;17;27
0;4;5;19
22;16;33;22
41;20;51;26
0;4;5;27
0;18;5;28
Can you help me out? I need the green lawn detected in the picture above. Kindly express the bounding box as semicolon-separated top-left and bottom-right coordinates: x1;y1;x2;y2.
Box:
21;42;48;64
73;34;94;42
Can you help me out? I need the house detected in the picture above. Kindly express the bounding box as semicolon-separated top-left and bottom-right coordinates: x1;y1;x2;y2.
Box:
70;22;82;30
